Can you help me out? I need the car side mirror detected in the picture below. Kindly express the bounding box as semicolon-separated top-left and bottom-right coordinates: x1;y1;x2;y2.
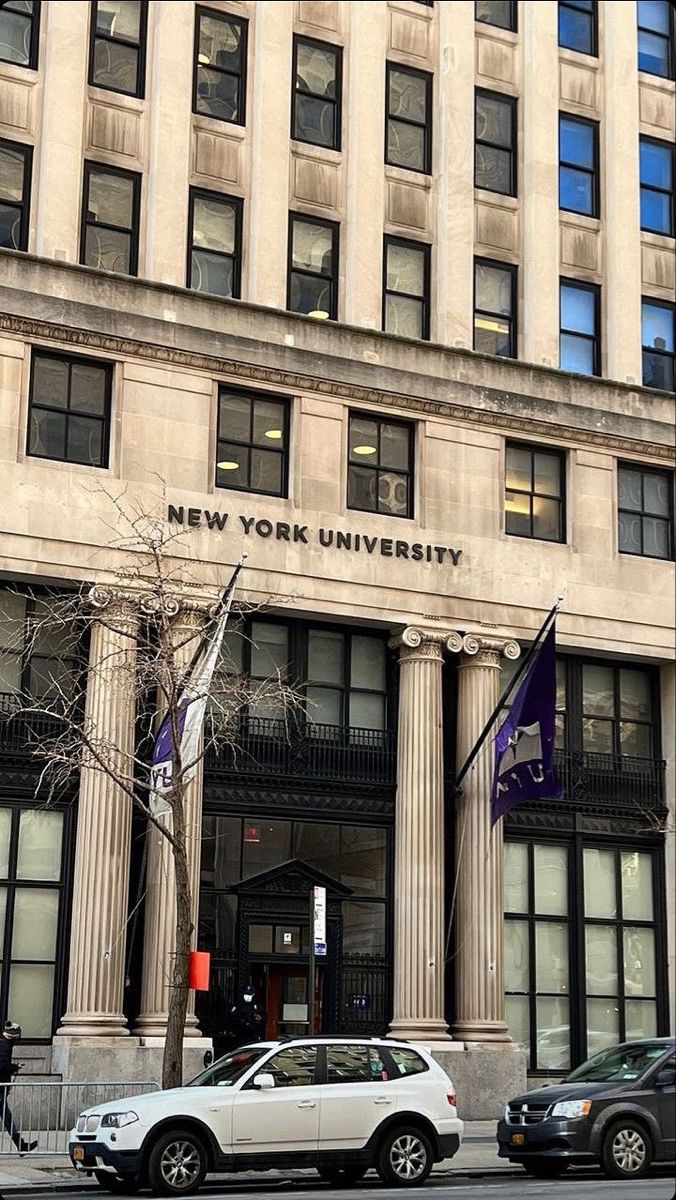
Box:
655;1067;676;1087
253;1073;275;1090
203;1050;213;1069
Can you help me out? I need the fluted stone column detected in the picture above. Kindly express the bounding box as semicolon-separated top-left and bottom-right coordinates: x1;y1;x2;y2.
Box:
389;627;463;1043
452;634;520;1042
58;593;139;1036
134;607;208;1037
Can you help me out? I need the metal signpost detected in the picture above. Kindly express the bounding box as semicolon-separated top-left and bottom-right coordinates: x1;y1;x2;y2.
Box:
308;885;327;1033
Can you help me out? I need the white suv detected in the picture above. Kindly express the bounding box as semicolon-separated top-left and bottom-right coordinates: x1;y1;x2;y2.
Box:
69;1037;463;1195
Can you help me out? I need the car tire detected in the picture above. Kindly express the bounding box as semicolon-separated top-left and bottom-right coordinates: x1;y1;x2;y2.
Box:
377;1127;433;1187
94;1171;140;1194
521;1159;569;1178
601;1118;653;1181
146;1128;208;1196
317;1166;367;1186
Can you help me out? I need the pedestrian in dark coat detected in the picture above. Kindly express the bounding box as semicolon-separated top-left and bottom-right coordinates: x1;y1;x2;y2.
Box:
0;1024;37;1154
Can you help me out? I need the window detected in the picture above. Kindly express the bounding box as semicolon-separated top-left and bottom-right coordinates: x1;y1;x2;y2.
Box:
642;299;675;392
505;443;565;543
188;189;242;298
292;36;342;151
266;1045;316;1087
326;1044;371;1084
383;237;430;340
618;463;673;561
193;7;247;125
474;258;516;358
559;115;598;217
475;1;517;31
385;63;432;174
637;0;674;79
0;804;67;1039
475;90;516;196
0;139;32;252
0;0;40;69
27;351;112;468
388;1047;428;1076
560;280;599;376
0;590;79;702
558;0;597;56
89;1;147;97
80;162;140;276
347;413;413;519
216;388;289;497
639;138;674;237
287;213;339;319
306;628;388;731
581;662;657;757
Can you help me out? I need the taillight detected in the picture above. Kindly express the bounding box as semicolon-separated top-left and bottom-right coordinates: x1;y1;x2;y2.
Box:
447;1093;457;1108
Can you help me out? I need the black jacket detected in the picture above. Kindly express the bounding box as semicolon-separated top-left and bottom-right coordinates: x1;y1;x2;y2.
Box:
0;1037;14;1085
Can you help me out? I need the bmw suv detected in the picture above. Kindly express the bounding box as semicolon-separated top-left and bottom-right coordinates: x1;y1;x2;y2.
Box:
69;1037;463;1195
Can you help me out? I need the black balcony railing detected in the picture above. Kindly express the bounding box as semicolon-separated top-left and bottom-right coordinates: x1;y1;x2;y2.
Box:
0;692;66;754
206;715;397;786
554;748;666;811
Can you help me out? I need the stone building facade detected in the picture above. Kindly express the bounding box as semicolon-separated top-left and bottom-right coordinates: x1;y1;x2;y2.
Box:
0;1;674;1114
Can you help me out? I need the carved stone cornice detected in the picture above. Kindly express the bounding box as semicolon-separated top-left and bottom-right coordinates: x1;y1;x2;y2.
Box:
88;585;213;622
2;312;673;464
389;626;464;662
460;633;521;669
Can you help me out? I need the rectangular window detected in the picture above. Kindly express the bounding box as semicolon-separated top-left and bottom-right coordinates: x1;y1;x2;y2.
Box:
558;0;597;57
89;0;147;97
560;279;599;376
0;138;32;252
287;213;339;319
581;662;656;758
638;0;674;79
0;589;80;702
0;0;40;69
383;237;430;340
306;628;387;732
475;1;517;32
27;351;112;469
474;258;516;358
292;36;342;151
559;114;598;217
385;63;432;175
187;188;242;299
505;442;565;543
347;412;413;519
475;89;516;196
216;387;289;497
193;6;247;125
80;161;140;276
639;138;674;237
642;299;675;392
618;463;674;562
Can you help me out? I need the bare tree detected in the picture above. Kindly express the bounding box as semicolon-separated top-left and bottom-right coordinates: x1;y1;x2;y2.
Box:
0;490;301;1089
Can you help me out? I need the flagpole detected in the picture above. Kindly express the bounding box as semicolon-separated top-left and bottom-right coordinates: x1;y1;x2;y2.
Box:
180;555;247;682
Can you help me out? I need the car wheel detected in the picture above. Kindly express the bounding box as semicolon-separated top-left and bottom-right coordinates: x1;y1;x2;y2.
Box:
94;1171;140;1194
602;1118;653;1181
317;1166;367;1186
147;1128;208;1196
377;1127;433;1187
521;1159;569;1178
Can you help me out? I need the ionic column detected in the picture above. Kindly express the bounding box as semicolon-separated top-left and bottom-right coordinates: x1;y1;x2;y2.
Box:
388;627;463;1043
134;607;208;1037
452;634;520;1042
58;593;139;1036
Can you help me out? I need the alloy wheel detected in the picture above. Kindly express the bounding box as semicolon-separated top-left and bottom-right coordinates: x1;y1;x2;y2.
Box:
389;1134;427;1181
159;1139;202;1190
611;1127;647;1175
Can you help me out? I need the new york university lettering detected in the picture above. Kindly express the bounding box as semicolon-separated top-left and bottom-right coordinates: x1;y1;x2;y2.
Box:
167;505;463;567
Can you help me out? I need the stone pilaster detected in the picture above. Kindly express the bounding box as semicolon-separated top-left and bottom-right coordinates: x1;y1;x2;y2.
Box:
134;607;208;1037
452;634;520;1043
58;593;139;1036
388;627;463;1043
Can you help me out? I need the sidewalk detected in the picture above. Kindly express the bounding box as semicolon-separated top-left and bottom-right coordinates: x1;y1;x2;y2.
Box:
0;1123;507;1191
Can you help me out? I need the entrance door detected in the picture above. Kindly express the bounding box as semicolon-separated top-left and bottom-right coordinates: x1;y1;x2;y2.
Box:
265;965;323;1039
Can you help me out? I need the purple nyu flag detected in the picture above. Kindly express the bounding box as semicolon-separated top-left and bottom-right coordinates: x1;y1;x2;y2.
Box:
490;622;562;825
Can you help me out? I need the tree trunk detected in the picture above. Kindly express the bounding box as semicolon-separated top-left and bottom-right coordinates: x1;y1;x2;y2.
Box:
161;782;193;1090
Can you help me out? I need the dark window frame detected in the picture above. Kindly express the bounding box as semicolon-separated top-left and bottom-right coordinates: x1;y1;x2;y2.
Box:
0;137;32;253
215;385;290;499
559;277;601;377
554;654;661;760
346;410;415;521
637;0;674;81
287;211;340;321
639;136;674;238
474;87;517;197
475;1;518;32
0;586;82;704
504;440;566;544
192;5;248;127
385;61;433;176
79;160;141;277
473;256;517;359
186;186;243;299
27;348;112;469
617;461;675;563
291;33;343;152
642;297;675;392
382;235;431;341
304;623;390;734
559;112;599;218
87;0;148;99
558;0;598;58
0;0;41;70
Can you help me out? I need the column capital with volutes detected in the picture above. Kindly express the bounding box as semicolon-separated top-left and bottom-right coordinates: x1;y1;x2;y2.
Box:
389;626;465;663
460;634;521;669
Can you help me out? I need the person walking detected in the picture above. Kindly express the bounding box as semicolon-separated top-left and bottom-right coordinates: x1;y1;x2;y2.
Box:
228;986;263;1045
0;1023;37;1154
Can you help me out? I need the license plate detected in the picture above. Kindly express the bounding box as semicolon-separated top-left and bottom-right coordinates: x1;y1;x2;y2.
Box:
511;1133;525;1146
73;1146;85;1162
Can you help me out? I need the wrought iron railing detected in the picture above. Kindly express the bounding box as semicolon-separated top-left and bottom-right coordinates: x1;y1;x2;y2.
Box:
553;748;666;810
0;692;65;754
341;954;392;1034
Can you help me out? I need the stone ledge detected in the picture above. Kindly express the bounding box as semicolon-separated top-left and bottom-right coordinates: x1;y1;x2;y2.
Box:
431;1044;527;1121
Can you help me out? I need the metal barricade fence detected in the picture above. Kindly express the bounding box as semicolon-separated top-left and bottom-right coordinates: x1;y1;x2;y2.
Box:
0;1081;160;1156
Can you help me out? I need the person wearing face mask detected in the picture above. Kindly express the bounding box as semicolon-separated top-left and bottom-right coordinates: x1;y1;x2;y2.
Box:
228;985;263;1046
0;1022;37;1154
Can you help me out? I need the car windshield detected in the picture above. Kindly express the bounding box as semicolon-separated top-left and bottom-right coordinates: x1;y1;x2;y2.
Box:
565;1042;669;1083
187;1047;267;1087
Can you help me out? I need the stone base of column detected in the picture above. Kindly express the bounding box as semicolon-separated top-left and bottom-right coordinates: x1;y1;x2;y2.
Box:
431;1044;527;1120
388;1017;453;1043
451;1019;512;1043
132;1012;202;1038
56;1014;129;1037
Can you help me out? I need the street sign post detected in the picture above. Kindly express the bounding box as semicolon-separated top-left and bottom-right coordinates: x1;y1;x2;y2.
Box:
308;885;327;1033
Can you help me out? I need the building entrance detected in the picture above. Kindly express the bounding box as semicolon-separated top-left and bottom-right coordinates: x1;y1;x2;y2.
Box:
250;962;325;1039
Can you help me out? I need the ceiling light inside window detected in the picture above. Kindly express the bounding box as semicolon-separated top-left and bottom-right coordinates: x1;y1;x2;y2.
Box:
264;429;283;440
308;309;329;319
352;445;377;456
217;460;239;470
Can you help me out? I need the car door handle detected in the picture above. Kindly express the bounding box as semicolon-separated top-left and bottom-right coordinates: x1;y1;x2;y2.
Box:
297;1100;316;1108
374;1097;392;1105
